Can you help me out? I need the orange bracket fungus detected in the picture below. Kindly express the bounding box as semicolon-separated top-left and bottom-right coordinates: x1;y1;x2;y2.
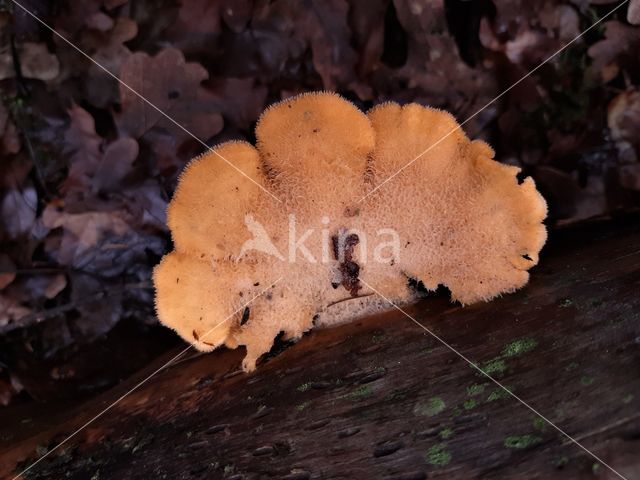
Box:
154;92;547;371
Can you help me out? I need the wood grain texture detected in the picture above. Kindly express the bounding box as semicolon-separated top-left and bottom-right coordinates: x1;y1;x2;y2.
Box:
1;218;639;480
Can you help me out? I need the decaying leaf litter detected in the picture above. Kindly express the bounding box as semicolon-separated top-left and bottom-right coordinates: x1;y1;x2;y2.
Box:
0;0;639;406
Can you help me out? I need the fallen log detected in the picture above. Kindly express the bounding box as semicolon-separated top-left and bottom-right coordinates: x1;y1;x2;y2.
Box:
1;217;639;479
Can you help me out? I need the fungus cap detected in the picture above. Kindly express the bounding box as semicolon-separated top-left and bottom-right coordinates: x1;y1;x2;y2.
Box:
154;92;547;371
167;141;264;259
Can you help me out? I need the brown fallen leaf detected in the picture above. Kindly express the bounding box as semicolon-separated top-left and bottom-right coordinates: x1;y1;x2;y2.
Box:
122;181;168;231
628;0;640;25
0;254;16;290
0;377;16;406
83;16;138;107
164;0;222;54
85;11;115;32
116;48;224;142
538;3;580;41
0;293;31;329
52;0;127;35
618;164;640;191
607;89;640;145
63;105;102;192
63;105;139;194
348;0;387;76
1;186;37;238
0;42;59;81
294;0;358;90
69;274;123;339
394;0;496;118
41;207;130;266
43;274;67;300
41;201;165;277
208;77;268;130
608;88;640;163
92;137;139;192
588;21;640;83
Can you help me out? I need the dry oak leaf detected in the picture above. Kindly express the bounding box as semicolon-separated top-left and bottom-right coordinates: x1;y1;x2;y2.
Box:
163;0;250;53
1;186;37;238
154;92;547;371
83;16;138;107
63;105;102;190
608;89;640;163
245;0;358;90
51;0;128;35
608;89;640;145
393;0;496;115
292;0;358;90
207;77;268;130
88;17;137;71
0;293;31;329
0;254;16;290
0;42;60;81
63;105;139;194
629;0;640;25
588;21;640;83
116;48;223;141
164;0;221;49
42;207;129;246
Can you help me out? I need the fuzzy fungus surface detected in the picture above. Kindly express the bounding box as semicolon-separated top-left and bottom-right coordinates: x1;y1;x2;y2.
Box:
154;92;547;371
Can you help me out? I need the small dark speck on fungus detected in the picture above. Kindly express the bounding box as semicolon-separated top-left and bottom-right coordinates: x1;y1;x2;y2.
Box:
240;307;251;326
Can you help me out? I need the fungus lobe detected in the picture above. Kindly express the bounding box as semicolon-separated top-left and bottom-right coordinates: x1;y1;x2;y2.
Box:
154;92;547;371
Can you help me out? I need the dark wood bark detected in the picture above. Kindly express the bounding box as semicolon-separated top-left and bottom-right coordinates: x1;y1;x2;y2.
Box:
1;218;639;480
